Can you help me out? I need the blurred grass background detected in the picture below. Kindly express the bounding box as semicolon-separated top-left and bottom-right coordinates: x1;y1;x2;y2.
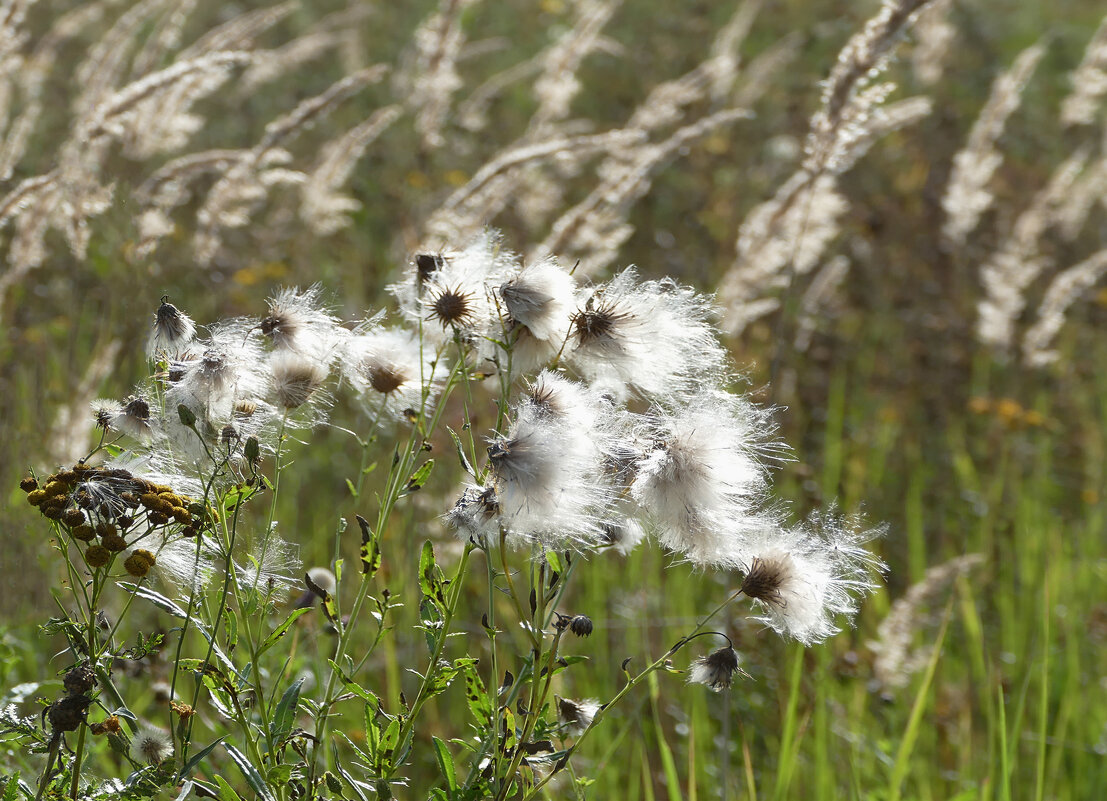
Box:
2;0;1107;798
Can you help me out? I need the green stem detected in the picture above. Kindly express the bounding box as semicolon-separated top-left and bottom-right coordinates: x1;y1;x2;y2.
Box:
520;587;746;801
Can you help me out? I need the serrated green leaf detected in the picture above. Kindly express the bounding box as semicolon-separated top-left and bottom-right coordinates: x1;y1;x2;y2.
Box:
257;609;310;658
402;459;435;495
2;774;20;801
463;664;492;728
224;744;276;801
269;677;304;746
418;541;445;602
357;515;381;577
432;736;458;792
327;660;381;709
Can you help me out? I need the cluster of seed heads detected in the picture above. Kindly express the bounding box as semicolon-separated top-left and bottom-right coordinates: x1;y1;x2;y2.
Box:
21;465;209;576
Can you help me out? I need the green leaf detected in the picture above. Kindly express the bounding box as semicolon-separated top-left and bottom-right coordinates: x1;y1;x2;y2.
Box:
224;744;276;801
544;551;563;575
432;736;458;792
402;459;435;495
418;541;445;602
118;584;240;679
257;609;310;658
357;515;381;577
212;776;243;801
463;663;492;728
327;660;381;709
266;764;293;786
178;737;226;781
446;427;476;478
269;677;305;746
2;774;20;801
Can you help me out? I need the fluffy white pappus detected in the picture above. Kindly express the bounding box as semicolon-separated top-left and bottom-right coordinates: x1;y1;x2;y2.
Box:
235;530;303;596
738;511;885;645
165;319;270;427
499;257;576;344
631;393;780;568
268;350;331;413
564;268;727;403
599;516;647;555
343;325;439;425
102;452;204;501
146;297;196;360
260;284;348;362
557;697;600;737
487;403;614;549
150;535;218;598
129;726;173;765
93;394;157;442
444;484;501;545
390;231;515;344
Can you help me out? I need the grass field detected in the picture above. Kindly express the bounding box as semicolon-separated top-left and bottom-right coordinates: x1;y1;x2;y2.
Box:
2;0;1107;799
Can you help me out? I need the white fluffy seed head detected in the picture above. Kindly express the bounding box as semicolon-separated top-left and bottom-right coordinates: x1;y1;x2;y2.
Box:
739;512;885;644
147;297;196;359
343;325;438;425
129;726;173;765
631;393;777;568
499;257;576;343
565;268;727;403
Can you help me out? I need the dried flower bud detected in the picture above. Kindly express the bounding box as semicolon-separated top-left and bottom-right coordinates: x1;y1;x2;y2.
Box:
72;525;95;542
63;509;85;527
569;615;593;638
91;715;121;736
26;489;46;506
63;663;97;696
687;647;743;692
86;545;111;568
47;695;91;732
19;476;37;493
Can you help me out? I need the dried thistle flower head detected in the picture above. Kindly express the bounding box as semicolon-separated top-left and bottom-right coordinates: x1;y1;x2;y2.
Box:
343;325;438;426
566;268;726;403
129;726;173;765
687;646;743;692
631;392;778;568
269;352;329;410
557;697;600;737
499;257;576;344
147;296;196;359
260;285;345;358
445;485;500;545
738;512;885;644
294;566;337;608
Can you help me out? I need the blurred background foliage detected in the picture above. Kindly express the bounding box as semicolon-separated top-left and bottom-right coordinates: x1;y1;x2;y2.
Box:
2;0;1106;798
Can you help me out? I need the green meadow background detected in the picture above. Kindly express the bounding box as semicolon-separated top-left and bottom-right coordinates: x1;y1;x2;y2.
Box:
2;1;1106;798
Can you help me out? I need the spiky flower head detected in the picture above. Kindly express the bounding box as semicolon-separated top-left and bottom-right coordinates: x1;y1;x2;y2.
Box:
260;285;347;361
